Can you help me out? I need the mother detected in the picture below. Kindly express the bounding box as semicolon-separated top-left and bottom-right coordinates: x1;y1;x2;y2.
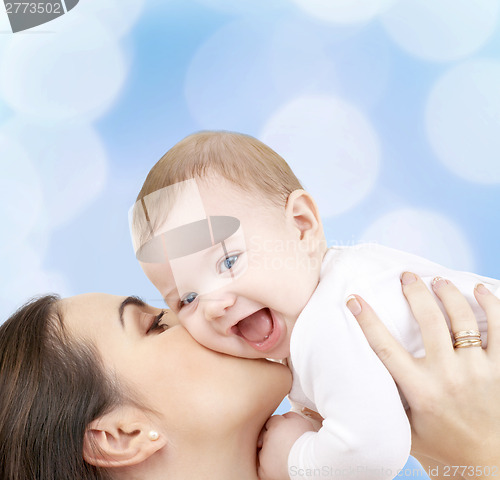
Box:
0;293;291;480
1;280;499;480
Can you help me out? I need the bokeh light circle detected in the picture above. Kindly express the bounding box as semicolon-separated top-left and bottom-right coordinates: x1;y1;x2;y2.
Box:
268;18;339;99
290;0;397;25
185;20;279;131
360;208;475;271
260;94;380;217
0;242;71;322
0;133;44;250
74;0;147;38
426;59;500;184
4;119;108;227
0;13;127;123
193;0;287;15
380;0;500;62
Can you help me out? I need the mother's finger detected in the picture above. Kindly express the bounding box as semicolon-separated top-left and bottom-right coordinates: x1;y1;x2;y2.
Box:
431;277;480;338
401;272;454;359
346;294;417;393
474;283;500;357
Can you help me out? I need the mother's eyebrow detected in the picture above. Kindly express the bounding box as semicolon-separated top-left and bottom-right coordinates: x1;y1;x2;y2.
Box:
118;296;146;329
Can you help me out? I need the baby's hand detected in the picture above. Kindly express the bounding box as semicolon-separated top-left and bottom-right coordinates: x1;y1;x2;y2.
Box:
257;412;315;480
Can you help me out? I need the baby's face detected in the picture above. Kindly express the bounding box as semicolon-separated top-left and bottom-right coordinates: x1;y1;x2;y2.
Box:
140;177;320;360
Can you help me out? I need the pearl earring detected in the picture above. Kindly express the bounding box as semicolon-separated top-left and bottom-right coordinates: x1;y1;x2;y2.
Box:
148;431;159;441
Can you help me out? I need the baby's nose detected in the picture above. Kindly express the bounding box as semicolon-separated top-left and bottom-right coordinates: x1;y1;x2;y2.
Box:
203;293;236;321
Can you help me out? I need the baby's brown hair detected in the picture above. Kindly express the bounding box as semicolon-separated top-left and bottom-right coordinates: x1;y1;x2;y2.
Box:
136;130;303;206
132;131;303;252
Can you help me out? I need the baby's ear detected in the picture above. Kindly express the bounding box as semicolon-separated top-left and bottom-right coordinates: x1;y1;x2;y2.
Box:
285;189;323;243
83;405;167;469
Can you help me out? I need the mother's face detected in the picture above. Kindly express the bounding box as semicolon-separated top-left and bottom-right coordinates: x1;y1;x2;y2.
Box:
60;293;291;442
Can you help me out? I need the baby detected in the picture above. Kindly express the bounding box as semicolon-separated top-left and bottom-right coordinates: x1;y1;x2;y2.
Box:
130;131;500;480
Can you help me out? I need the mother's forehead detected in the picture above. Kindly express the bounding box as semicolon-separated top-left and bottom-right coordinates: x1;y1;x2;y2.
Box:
58;293;121;326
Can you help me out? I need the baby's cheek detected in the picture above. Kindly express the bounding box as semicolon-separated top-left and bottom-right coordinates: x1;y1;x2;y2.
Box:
180;317;211;346
165;310;181;327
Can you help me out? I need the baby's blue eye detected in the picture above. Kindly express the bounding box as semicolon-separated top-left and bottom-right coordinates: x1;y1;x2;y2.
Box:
181;292;198;306
220;254;239;273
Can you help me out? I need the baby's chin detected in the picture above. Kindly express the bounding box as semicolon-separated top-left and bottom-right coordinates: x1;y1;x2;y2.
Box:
243;340;291;361
223;343;289;361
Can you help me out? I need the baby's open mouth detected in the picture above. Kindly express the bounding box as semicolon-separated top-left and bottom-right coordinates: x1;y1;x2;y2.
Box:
233;308;274;345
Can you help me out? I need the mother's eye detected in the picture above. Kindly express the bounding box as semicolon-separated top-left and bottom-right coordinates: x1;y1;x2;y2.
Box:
146;311;169;334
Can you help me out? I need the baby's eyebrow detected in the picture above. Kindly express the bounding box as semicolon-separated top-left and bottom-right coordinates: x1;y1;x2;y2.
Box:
162;216;240;259
136;216;241;264
164;219;212;259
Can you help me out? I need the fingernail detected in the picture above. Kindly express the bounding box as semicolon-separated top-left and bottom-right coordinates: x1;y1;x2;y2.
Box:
401;271;417;285
346;295;362;316
475;283;490;295
432;276;449;290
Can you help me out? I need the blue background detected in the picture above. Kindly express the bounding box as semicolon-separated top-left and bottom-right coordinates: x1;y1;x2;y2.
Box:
0;3;499;475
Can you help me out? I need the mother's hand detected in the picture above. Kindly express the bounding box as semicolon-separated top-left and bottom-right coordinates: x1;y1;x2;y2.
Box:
347;273;500;472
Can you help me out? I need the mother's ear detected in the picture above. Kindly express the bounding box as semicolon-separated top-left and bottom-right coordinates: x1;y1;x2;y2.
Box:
83;405;167;468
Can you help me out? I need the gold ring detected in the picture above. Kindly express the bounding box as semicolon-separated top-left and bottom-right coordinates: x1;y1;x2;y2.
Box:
453;339;482;349
453;330;481;341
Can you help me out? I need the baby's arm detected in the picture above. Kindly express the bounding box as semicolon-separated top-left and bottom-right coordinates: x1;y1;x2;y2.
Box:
290;244;500;480
285;245;491;480
284;247;416;479
262;245;500;480
258;413;316;480
287;296;412;480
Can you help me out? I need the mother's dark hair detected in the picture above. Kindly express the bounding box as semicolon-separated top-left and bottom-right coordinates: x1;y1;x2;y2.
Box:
0;295;122;480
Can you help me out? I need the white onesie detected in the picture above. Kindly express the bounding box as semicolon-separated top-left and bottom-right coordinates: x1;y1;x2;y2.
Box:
287;244;500;480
